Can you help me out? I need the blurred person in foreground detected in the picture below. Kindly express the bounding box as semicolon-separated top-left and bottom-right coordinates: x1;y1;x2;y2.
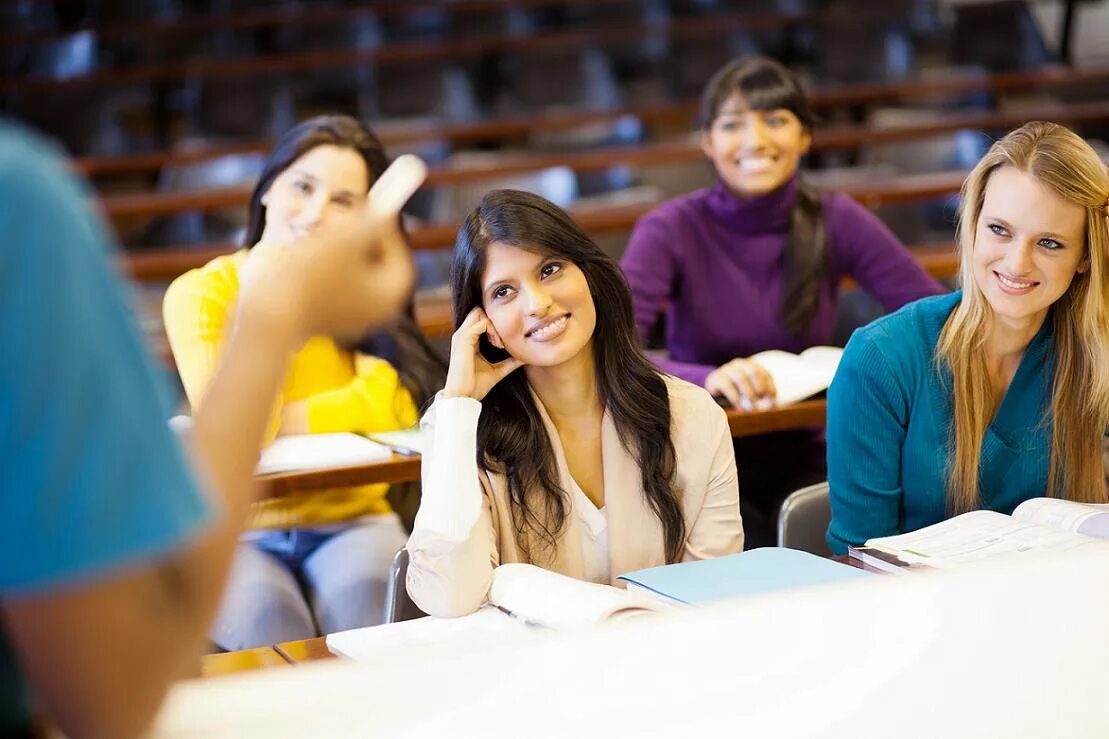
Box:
0;121;425;738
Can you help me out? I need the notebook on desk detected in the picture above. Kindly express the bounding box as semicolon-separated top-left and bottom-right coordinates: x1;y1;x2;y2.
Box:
365;427;425;456
256;433;393;475
327;606;533;662
328;564;671;663
617;547;872;605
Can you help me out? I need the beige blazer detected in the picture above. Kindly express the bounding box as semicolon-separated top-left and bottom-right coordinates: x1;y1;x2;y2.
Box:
407;375;744;617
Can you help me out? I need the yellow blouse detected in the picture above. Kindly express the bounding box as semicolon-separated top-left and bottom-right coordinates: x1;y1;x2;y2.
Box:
163;250;418;529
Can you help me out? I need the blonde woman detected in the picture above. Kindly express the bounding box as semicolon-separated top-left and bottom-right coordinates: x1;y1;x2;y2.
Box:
826;121;1109;554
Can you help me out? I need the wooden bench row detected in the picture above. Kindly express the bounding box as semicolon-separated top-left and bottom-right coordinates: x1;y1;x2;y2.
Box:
0;0;641;48
0;6;834;94
136;241;957;383
96;98;1109;221
102;157;974;222
74;66;1109;179
399;242;959;340
121;199;661;281
118;169;971;284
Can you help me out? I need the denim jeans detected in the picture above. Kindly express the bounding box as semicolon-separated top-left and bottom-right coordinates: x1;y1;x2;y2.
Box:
210;514;408;651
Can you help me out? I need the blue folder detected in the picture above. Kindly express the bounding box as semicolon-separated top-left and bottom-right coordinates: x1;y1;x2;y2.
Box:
617;547;873;605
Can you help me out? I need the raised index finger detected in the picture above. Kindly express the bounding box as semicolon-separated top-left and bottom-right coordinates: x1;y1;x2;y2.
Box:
366;155;428;220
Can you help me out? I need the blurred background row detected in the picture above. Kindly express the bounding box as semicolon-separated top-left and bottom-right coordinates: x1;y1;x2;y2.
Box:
3;0;1108;377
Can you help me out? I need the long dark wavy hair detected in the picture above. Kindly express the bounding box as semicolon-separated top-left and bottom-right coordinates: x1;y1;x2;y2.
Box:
451;189;686;564
245;114;445;408
700;56;826;338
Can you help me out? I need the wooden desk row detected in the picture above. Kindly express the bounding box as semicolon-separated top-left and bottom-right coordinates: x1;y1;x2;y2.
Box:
103;164;975;231
136;241;956;371
4;4;954;96
120;199;657;283
256;399;826;497
197;636;330;677
122;202;959;286
200;646;290;677
75;64;1109;180
273;637;338;666
88;96;1109;194
405;239;955;339
1;0;638;48
0;7;816;95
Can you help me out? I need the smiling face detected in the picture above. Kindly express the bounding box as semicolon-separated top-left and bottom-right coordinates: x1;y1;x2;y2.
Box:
971;165;1089;331
259;144;369;244
480;241;597;368
700;92;811;198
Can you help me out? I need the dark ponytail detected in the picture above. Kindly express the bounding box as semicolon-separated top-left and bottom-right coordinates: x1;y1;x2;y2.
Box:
781;177;826;336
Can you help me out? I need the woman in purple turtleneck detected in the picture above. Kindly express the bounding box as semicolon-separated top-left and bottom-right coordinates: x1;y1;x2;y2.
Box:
620;56;945;547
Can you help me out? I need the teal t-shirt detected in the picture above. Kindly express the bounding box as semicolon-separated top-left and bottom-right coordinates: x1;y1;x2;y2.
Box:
0;125;209;731
826;291;1055;554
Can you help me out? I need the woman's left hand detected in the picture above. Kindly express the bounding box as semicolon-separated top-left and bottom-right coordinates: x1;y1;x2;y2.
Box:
704;357;777;412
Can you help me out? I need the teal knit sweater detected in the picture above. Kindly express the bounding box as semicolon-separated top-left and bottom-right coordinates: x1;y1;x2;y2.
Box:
826;291;1055;554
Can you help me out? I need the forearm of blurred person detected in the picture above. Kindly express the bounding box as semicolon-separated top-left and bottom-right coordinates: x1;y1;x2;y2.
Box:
150;154;424;659
148;162;424;667
2;154;422;739
2;309;302;739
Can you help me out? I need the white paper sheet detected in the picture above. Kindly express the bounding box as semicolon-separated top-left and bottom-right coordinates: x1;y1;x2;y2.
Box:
255;433;392;475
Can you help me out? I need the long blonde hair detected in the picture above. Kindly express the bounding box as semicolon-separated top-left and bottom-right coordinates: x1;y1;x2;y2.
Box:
938;121;1109;513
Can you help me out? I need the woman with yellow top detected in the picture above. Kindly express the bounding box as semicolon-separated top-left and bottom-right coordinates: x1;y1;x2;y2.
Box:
164;115;445;650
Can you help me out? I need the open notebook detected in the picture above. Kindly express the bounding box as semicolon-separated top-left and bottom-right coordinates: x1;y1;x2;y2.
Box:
255;433;393;475
749;346;843;406
327;563;672;662
850;497;1109;572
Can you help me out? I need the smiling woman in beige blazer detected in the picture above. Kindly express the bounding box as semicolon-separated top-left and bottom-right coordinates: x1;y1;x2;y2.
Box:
407;190;744;618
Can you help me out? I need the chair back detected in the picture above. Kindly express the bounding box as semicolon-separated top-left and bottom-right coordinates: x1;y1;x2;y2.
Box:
776;482;832;556
384;547;428;624
952;0;1054;71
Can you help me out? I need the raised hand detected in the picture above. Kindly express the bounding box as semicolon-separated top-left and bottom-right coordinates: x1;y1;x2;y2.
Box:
705;357;777;412
443;307;524;401
237;155;426;346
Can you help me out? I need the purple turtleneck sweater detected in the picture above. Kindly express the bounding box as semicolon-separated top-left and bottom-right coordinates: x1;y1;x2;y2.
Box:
620;177;946;387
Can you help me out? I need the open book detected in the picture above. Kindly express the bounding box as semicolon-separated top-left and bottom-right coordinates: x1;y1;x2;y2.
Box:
326;564;672;662
255;433;393;475
490;562;674;627
749;346;843;406
849;498;1109;573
